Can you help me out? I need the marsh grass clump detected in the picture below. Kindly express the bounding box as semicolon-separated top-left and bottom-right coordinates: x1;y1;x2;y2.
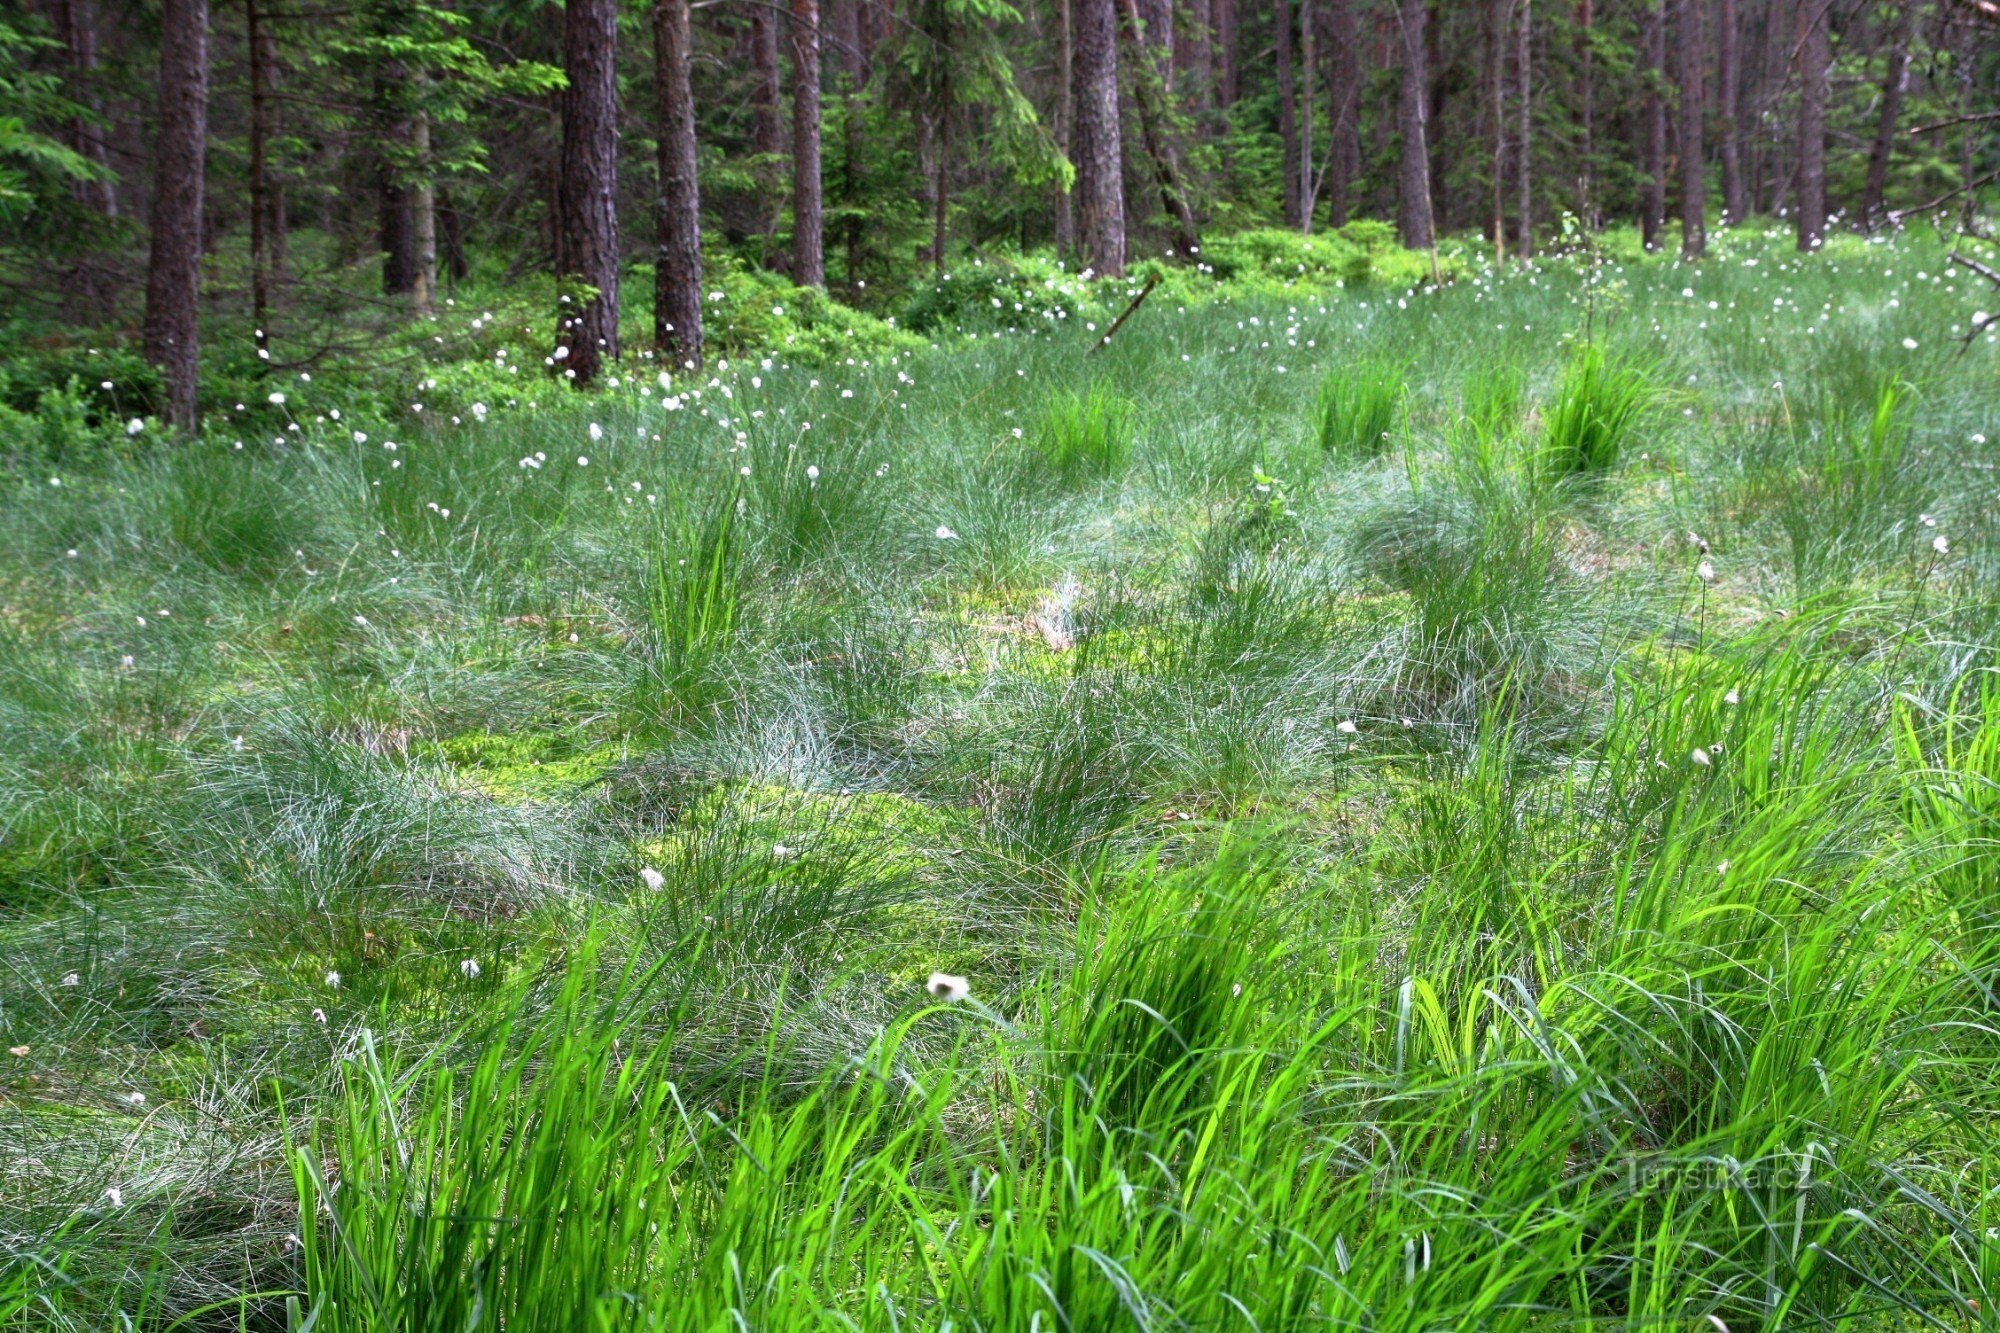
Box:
1537;343;1656;478
1033;382;1135;480
1314;357;1404;458
637;490;744;724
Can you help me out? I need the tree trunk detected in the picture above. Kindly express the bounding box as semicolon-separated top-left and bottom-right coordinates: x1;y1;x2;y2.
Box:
1175;0;1213;132
1576;0;1594;225
1325;0;1357;225
439;189;467;281
931;89;950;276
1639;0;1665;250
1395;0;1433;250
1489;0;1508;261
1215;0;1236;109
1278;0;1299;226
1515;0;1531;257
1860;2;1912;230
247;0;271;328
1074;0;1126;275
556;0;621;382
144;0;208;430
752;6;785;243
1055;0;1076;256
377;63;415;295
1138;0;1171;78
1299;0;1315;230
837;0;865;291
1119;0;1199;252
1677;0;1704;258
654;0;703;369
1717;0;1744;222
1795;0;1827;250
52;0;116;218
412;108;437;315
791;0;824;286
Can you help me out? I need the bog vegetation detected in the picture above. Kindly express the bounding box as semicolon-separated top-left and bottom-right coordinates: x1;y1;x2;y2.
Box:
2;223;2000;1328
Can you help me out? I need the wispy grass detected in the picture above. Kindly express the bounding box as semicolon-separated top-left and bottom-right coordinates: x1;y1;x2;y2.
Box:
4;227;1999;1329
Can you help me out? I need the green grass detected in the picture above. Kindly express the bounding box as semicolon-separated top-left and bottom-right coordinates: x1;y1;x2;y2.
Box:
4;223;2000;1328
1313;355;1404;458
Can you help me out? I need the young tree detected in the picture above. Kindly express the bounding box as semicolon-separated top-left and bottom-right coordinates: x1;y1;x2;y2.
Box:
556;0;621;382
654;0;702;368
1678;0;1705;258
1796;0;1829;249
792;0;824;287
1395;0;1433;249
1717;0;1745;222
1639;0;1665;249
1073;0;1124;273
144;0;209;430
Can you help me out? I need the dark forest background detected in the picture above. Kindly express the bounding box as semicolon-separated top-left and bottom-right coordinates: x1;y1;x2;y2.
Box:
2;0;1997;428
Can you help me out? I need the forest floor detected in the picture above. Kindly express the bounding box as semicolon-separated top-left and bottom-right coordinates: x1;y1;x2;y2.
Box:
3;225;2000;1329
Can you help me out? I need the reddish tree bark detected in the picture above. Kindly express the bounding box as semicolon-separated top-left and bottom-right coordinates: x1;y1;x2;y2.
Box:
556;0;621;382
1678;0;1705;258
654;0;702;369
791;0;824;286
144;0;209;430
1074;0;1126;274
1395;0;1434;249
1796;0;1829;249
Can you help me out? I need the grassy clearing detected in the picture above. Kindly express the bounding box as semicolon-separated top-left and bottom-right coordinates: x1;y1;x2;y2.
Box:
3;227;2000;1329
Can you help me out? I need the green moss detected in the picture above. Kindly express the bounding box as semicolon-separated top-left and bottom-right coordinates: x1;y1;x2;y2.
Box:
424;729;617;802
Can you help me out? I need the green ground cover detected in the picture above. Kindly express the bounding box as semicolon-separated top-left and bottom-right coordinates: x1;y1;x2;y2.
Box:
3;224;2000;1329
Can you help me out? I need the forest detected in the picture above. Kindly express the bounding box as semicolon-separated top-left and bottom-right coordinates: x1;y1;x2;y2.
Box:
3;0;2000;1328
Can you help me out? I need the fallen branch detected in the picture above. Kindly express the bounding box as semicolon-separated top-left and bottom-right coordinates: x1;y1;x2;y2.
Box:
1088;273;1160;355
